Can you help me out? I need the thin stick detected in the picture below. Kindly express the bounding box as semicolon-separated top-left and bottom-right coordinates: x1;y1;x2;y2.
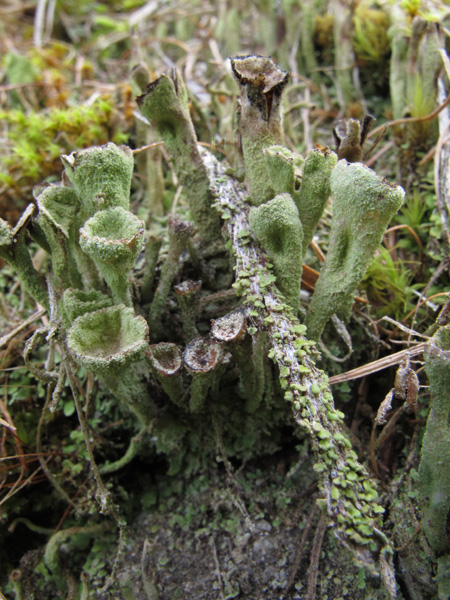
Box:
368;92;450;139
306;516;327;600
328;343;427;385
36;371;74;507
0;308;47;349
385;224;423;261
132;141;165;154
285;502;319;592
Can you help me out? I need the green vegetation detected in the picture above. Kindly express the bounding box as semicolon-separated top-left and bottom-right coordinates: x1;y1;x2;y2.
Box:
1;2;450;599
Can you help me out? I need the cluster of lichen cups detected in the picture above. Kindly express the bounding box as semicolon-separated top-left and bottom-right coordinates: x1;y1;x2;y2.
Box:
1;55;414;594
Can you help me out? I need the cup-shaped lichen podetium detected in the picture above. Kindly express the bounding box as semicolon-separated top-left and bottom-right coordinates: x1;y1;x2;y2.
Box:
61;142;134;219
67;305;152;425
184;337;223;413
80;207;144;306
249;193;303;314
62;288;113;326
230;55;290;205
211;308;260;410
305;161;405;341
67;305;149;376
147;342;184;407
36;185;82;289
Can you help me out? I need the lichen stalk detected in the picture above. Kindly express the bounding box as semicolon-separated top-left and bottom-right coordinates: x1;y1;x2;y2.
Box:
149;218;194;339
0;205;49;310
330;0;357;108
35;185;83;290
249;193;304;313
305;160;405;341
137;71;222;243
203;147;393;582
174;280;202;341
230;55;290;205
140;235;163;304
132;63;165;220
419;325;450;555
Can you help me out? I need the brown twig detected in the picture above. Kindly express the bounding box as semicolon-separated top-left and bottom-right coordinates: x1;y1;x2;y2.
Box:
368;92;450;139
0;308;47;349
285;503;319;593
132;141;165;154
305;516;327;600
384;224;423;264
328;343;427;385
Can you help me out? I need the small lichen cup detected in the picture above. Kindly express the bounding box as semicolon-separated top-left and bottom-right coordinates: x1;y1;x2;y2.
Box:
36;185;82;289
184;337;224;412
67;305;152;425
62;288;113;326
61;142;134;219
79;207;145;306
147;342;185;407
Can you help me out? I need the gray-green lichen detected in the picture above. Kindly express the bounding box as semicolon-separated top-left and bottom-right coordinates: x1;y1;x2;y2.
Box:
202;149;394;589
67;305;153;426
0;204;49;309
249;193;303;313
419;325;450;598
263;145;338;254
230;55;290;205
62;288;113;326
79;207;144;306
137;71;222;244
305;160;405;341
61;142;134;219
67;305;149;376
36;185;82;289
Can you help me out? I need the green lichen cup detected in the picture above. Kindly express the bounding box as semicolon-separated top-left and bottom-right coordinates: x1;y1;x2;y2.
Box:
305;160;404;340
61;142;134;218
36;185;82;288
62;288;113;326
67;305;152;425
79;207;145;306
67;305;149;376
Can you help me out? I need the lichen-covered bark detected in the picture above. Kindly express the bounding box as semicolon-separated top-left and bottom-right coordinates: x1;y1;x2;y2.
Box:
202;148;395;591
